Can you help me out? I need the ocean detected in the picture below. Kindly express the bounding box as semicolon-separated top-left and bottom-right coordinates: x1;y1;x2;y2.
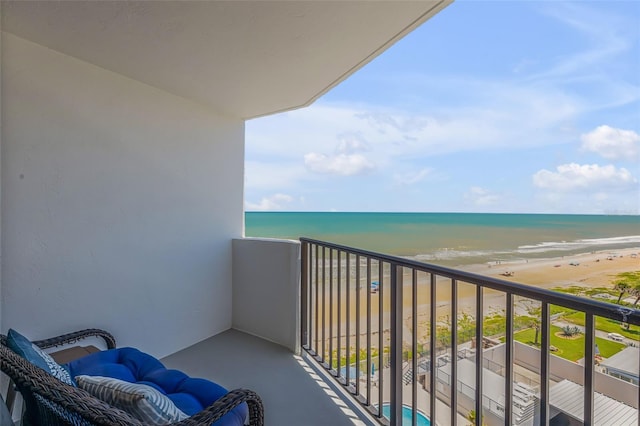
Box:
245;212;640;267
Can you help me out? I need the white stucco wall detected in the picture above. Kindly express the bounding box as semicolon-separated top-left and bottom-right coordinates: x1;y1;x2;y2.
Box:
0;10;3;335
232;238;300;353
1;34;244;357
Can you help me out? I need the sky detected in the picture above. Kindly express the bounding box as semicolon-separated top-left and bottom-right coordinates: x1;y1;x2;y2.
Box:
245;1;640;214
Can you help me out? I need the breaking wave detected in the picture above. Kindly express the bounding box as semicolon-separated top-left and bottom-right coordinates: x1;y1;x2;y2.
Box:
517;235;640;254
409;235;640;265
413;249;512;262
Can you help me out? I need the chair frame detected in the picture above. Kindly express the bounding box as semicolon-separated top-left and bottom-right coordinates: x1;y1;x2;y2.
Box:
1;329;264;426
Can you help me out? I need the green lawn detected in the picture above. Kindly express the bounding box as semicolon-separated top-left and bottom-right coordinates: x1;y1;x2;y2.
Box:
562;311;640;340
513;325;626;362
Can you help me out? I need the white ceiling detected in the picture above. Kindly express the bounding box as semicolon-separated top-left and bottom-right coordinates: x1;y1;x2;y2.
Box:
2;1;452;119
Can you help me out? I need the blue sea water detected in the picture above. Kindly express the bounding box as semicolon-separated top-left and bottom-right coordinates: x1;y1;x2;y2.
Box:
245;212;640;266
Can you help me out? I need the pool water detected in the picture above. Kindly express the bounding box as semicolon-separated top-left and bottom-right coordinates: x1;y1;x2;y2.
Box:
381;404;431;426
338;366;363;378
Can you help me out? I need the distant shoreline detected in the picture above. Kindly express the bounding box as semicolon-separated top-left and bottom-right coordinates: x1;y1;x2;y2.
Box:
326;246;640;326
458;246;640;288
433;247;640;318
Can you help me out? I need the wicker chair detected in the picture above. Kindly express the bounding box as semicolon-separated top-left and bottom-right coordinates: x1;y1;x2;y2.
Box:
1;329;264;426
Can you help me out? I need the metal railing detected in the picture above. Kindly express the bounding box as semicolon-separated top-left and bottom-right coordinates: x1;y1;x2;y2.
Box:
300;238;640;426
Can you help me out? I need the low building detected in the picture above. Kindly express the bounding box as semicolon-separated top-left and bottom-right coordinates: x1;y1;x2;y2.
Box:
600;346;639;385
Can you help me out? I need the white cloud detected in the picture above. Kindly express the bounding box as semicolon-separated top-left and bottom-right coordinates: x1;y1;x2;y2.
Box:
465;186;501;206
394;168;432;186
248;82;583;165
580;125;640;160
336;134;370;154
245;193;293;211
532;163;637;192
304;152;374;176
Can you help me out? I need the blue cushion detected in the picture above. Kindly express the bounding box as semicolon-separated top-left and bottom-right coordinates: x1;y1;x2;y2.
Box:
66;348;247;426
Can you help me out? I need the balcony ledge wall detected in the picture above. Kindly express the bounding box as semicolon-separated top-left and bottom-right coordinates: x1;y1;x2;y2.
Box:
232;238;300;353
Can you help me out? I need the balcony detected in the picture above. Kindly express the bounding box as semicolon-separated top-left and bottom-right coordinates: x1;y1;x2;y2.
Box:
2;237;638;425
9;2;635;425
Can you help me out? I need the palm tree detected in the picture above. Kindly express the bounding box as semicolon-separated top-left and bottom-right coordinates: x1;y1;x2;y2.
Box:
612;271;640;304
614;280;631;304
519;300;542;345
630;283;640;307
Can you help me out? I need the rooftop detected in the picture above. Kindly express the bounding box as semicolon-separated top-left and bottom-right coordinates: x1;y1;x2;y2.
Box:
600;346;639;375
549;380;638;426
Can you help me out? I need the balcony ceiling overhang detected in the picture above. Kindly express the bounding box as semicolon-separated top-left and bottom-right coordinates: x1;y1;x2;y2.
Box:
1;0;452;119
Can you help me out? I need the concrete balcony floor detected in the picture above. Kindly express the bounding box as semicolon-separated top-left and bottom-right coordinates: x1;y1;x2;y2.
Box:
161;329;376;426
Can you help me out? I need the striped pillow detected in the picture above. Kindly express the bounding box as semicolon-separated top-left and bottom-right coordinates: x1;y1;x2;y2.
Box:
76;375;188;425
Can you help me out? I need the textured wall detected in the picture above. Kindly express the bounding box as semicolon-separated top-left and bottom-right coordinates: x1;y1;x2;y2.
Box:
1;34;244;357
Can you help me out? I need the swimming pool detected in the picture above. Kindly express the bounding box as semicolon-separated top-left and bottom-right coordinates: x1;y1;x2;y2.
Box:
380;404;431;426
338;366;363;379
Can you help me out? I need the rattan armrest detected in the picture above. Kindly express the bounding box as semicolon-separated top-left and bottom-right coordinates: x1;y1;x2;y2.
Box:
32;328;116;350
172;388;264;426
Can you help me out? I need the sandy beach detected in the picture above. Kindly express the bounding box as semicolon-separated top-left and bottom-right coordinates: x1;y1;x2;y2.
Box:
310;247;640;349
461;247;640;290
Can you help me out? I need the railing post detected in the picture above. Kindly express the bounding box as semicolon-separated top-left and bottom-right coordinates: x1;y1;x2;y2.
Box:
337;250;342;378
346;252;351;386
322;246;326;364
540;302;550;425
301;241;309;349
504;293;513;426
412;270;418;426
378;261;384;418
356;254;361;396
584;313;595;426
451;279;458;426
329;249;334;372
390;264;403;426
366;257;372;405
315;244;319;355
475;286;483;426
430;273;437;425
